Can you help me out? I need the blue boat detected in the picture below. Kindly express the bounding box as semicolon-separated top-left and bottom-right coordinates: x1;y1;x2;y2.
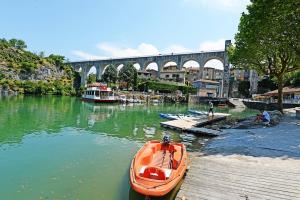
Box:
188;109;208;115
159;113;180;120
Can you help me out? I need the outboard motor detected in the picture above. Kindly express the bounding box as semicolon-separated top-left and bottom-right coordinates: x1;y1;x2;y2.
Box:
162;135;171;145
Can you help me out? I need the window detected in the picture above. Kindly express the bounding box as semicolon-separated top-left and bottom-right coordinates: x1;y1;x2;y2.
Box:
95;91;100;97
166;75;169;78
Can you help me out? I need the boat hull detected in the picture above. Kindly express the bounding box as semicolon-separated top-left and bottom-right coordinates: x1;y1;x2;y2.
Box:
81;98;118;103
130;141;188;197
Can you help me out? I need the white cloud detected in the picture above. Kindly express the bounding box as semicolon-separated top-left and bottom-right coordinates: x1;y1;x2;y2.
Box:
204;59;224;70
96;42;160;58
183;0;250;12
164;44;191;54
199;39;225;51
71;39;228;63
71;50;106;60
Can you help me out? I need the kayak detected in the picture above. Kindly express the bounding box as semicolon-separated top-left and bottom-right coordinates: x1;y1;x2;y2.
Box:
130;140;188;197
188;109;208;115
159;113;180;120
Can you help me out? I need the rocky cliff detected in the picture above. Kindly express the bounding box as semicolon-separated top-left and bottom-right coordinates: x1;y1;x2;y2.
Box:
0;38;79;95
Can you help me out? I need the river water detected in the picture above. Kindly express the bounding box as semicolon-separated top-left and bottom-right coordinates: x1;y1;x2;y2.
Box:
0;96;258;200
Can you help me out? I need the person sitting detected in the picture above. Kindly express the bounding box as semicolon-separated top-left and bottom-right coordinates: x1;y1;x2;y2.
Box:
255;110;271;125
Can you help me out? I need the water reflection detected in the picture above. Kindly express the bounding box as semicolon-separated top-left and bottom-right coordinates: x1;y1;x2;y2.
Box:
0;96;257;151
0;96;260;200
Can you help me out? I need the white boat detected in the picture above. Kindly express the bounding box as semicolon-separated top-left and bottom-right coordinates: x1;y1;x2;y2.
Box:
119;95;127;103
82;83;118;103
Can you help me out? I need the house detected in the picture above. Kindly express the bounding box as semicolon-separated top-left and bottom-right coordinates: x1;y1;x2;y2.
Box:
159;65;185;83
193;79;220;97
263;87;300;103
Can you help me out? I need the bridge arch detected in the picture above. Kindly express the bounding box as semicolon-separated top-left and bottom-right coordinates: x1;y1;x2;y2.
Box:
202;57;224;69
162;61;178;71
117;64;124;72
182;60;200;68
144;61;158;71
87;65;97;76
101;64;110;75
133;63;141;70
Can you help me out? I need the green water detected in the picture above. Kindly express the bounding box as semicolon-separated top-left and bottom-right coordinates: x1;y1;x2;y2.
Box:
0;96;258;200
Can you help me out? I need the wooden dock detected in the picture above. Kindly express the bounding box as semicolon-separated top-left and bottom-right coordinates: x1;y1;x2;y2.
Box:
176;154;300;200
160;114;229;136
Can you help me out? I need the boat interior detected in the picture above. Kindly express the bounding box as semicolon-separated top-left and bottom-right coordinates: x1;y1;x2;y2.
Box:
135;142;183;181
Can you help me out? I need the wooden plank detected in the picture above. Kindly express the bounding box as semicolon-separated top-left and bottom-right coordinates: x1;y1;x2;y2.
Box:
176;154;300;200
160;113;229;135
187;127;221;136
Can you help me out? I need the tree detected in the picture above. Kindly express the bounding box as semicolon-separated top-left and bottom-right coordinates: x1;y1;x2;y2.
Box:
118;63;138;90
238;80;250;98
8;39;27;49
87;74;97;84
47;54;65;67
16;40;27;49
102;64;117;84
229;0;300;112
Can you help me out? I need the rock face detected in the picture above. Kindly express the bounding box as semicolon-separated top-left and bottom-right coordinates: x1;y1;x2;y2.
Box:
0;64;72;95
296;109;300;119
0;65;65;81
233;110;283;129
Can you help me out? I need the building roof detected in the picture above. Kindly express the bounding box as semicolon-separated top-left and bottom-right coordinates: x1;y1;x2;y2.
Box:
263;87;300;96
160;70;185;73
193;79;220;84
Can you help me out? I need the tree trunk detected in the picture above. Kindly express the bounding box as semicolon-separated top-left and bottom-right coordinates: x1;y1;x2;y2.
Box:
277;76;284;113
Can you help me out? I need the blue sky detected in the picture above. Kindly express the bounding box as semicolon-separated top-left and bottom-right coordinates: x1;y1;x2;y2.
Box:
1;0;249;65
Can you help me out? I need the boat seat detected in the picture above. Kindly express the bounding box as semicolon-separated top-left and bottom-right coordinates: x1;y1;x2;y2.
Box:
163;168;172;179
139;166;147;175
142;167;166;180
139;166;172;179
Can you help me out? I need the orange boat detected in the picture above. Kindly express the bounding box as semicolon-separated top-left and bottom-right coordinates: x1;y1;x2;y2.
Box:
130;138;188;197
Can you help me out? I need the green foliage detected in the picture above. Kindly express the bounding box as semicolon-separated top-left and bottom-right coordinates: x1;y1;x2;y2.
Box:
46;54;65;67
0;38;80;96
238;81;250;98
0;71;4;80
20;62;37;73
0;78;74;95
87;74;97;84
284;70;300;87
102;64;117;84
229;0;300;111
118;63;138;90
138;81;196;94
257;77;277;94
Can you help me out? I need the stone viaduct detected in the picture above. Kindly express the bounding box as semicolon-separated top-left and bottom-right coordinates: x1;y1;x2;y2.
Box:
69;40;231;98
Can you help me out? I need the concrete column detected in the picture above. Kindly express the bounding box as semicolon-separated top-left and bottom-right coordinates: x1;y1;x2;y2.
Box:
222;40;231;98
157;61;163;79
81;65;88;86
95;63;103;81
199;66;204;80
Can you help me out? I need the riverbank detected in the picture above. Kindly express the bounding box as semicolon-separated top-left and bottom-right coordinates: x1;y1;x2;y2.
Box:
176;113;300;199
